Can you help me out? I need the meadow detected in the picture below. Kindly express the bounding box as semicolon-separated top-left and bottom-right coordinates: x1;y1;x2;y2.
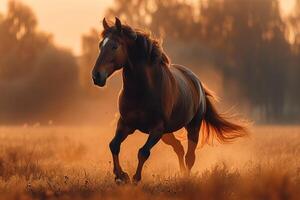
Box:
0;125;299;199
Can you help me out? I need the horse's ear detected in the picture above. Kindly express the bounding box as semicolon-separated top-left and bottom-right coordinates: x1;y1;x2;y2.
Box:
103;18;110;30
115;17;122;32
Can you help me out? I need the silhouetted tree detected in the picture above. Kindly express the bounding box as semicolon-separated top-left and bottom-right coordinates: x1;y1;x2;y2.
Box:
0;1;79;123
0;1;50;80
200;0;290;121
286;0;300;121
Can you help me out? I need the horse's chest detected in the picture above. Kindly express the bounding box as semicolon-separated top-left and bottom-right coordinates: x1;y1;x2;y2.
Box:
119;96;160;132
122;109;148;122
121;109;159;132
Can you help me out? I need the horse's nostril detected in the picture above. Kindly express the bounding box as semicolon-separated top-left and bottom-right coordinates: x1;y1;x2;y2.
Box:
92;72;100;80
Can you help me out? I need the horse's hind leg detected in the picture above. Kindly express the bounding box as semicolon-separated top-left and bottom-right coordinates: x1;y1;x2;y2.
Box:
161;133;186;172
185;111;203;173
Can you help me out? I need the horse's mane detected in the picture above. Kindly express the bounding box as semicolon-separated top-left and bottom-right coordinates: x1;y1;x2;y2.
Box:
134;29;170;67
130;28;175;119
102;24;170;68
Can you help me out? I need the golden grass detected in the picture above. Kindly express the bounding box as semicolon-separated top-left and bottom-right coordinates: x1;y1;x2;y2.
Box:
0;125;299;199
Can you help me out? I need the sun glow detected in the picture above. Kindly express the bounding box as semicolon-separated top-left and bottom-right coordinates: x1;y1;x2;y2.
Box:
280;0;296;16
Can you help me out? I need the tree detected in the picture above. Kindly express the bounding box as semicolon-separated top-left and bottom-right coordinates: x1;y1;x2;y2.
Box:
0;1;80;123
198;0;291;121
0;0;50;80
107;0;197;39
286;0;300;121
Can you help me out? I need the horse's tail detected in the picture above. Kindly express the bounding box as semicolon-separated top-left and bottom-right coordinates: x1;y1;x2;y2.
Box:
201;85;249;145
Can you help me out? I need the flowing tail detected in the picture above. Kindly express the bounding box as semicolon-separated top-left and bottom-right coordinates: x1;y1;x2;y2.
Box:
201;86;249;145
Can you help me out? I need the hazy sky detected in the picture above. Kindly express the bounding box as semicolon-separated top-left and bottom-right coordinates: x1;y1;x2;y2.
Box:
0;0;296;55
0;0;113;55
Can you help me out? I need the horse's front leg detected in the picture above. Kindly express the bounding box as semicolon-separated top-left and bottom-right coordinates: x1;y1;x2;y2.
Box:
109;118;134;183
132;123;163;183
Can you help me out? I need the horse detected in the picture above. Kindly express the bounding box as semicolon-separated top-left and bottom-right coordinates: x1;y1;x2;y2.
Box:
92;17;247;183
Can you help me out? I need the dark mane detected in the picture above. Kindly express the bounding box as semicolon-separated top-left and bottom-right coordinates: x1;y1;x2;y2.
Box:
102;24;170;67
131;29;176;120
134;29;170;67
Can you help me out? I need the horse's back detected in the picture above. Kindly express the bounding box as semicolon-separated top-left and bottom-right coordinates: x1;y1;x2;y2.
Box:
164;64;205;132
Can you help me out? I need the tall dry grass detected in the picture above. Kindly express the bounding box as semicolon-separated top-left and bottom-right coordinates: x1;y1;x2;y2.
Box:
0;125;299;199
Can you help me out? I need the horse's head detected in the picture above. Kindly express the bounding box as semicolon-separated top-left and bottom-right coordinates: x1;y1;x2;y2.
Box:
92;17;137;87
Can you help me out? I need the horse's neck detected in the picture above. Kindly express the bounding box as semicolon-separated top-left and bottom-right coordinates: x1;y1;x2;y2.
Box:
122;63;157;95
122;39;176;100
122;42;151;93
122;61;176;105
122;42;177;119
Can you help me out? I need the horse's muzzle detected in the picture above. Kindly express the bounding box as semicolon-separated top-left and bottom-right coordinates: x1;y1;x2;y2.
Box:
92;71;107;87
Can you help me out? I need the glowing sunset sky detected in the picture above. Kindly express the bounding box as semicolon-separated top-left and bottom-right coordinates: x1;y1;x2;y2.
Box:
0;0;296;55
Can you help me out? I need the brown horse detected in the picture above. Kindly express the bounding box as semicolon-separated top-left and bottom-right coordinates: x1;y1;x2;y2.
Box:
92;17;247;183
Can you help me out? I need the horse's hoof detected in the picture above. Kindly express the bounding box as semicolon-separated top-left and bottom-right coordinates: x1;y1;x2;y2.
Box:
115;172;130;185
132;174;141;185
115;178;127;185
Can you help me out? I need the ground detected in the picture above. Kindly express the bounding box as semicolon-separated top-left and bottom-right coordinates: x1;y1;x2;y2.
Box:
0;125;299;199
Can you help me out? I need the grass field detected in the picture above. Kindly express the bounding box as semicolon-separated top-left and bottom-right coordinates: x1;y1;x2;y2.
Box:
0;125;299;199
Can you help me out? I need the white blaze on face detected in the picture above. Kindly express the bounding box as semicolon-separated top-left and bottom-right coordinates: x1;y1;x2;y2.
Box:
102;37;109;47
